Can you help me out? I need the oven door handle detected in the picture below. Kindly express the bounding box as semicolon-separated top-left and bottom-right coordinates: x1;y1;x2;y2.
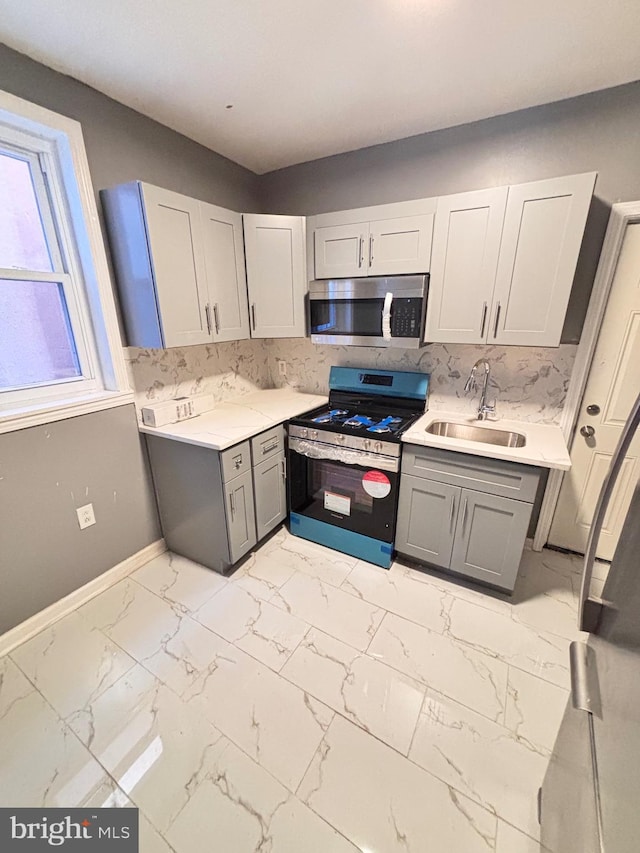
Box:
382;291;393;341
289;437;399;473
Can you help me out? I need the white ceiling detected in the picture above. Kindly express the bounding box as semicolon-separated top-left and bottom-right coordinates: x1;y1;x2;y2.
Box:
1;0;640;174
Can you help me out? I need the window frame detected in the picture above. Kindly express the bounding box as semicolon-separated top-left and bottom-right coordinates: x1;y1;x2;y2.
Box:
0;90;132;433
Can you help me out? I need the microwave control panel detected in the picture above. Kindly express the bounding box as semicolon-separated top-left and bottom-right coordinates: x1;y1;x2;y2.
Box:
390;298;422;338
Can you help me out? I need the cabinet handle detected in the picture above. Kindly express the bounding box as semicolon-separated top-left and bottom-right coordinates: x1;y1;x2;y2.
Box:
480;302;488;338
251;303;257;331
358;237;364;269
449;495;456;533
461;497;468;534
213;303;220;334
229;491;236;517
369;234;374;266
493;302;501;338
205;303;212;335
281;457;286;480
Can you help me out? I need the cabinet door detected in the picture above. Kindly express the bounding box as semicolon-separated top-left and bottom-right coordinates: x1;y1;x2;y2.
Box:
243;214;307;338
314;222;369;279
424;187;508;344
140;183;212;347
395;474;459;569
491;173;596;346
253;452;287;541
368;215;434;275
224;470;257;564
200;202;250;343
450;489;532;591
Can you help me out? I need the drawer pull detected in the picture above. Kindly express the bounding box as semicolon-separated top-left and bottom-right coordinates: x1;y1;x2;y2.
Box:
233;455;243;469
263;441;279;454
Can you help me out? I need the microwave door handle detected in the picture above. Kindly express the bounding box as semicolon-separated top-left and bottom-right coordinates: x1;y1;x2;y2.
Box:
382;292;393;341
579;388;640;633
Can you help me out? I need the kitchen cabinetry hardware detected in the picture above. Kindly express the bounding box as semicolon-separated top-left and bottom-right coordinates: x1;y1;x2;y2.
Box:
480;302;488;338
251;303;256;331
580;425;596;438
461;497;468;534
229;491;236;517
493;302;501;338
449;495;456;532
205;303;212;335
358;236;364;268
369;234;374;265
213;303;220;334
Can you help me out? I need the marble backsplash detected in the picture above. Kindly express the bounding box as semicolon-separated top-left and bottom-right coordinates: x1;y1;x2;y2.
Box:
264;339;577;424
124;335;576;426
124;338;271;412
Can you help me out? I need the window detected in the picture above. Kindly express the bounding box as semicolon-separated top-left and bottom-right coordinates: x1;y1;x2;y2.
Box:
0;91;131;431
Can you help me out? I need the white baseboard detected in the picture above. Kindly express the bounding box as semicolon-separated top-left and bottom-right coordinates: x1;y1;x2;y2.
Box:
0;539;166;658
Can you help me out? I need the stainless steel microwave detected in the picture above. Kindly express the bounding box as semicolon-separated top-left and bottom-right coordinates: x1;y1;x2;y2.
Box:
308;275;428;348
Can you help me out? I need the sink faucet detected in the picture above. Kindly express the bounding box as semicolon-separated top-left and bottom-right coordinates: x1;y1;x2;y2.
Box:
464;358;497;420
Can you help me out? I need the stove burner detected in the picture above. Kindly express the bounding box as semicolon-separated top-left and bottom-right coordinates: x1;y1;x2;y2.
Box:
367;416;403;434
312;409;348;424
344;415;375;428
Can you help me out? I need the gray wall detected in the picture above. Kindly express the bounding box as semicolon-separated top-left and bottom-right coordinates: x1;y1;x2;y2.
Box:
0;45;262;634
0;406;159;634
261;81;640;343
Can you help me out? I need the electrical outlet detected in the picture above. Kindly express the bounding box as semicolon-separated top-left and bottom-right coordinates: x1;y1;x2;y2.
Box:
77;503;96;530
277;360;287;376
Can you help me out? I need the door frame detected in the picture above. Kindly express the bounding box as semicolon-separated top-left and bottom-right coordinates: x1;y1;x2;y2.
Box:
534;201;640;549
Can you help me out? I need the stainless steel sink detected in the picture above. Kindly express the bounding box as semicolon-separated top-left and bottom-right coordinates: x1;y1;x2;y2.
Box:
426;421;527;448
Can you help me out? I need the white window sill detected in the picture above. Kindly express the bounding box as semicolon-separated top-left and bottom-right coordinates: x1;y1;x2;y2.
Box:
0;389;135;435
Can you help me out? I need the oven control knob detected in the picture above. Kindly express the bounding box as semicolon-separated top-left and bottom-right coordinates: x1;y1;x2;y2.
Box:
363;439;371;450
374;441;383;453
299;428;308;439
335;434;345;443
310;429;318;440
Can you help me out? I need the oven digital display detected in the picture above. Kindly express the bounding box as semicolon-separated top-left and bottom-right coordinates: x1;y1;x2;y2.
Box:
359;373;393;386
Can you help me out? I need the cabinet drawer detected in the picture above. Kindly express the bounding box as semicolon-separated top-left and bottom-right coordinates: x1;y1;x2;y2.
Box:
251;425;285;464
402;444;540;503
220;440;251;482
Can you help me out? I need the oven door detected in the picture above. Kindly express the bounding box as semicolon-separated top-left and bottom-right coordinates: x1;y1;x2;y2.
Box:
287;437;399;542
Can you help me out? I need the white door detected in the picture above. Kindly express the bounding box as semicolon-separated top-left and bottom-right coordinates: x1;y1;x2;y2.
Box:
243;214;307;338
140;183;211;347
549;222;640;559
424;187;508;344
367;214;434;275
314;222;368;279
492;173;596;347
199;202;250;343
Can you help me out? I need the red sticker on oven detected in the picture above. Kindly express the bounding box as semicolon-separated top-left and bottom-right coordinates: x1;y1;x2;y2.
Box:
362;470;391;498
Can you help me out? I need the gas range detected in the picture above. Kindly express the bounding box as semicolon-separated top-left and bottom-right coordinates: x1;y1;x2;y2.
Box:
288;367;429;458
286;367;430;568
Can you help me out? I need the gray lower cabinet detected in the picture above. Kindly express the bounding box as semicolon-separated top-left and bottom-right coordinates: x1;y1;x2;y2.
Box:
146;424;286;575
225;469;257;564
396;444;540;592
395;474;457;569
253;452;286;541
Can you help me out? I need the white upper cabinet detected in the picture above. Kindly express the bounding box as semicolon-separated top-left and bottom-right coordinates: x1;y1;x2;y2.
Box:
490;173;596;346
425;187;508;344
102;181;251;348
140;183;212;347
199;202;250;343
243;214;307;338
424;172;596;346
312;199;435;279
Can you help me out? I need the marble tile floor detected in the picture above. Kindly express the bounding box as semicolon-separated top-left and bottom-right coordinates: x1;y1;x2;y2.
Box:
0;529;594;852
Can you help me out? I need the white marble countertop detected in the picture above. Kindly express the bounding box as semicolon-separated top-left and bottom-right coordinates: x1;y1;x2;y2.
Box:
402;409;571;470
138;389;327;451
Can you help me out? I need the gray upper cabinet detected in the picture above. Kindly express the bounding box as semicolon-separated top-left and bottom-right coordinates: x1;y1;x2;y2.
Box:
101;181;249;348
424;172;596;346
243;214;307;338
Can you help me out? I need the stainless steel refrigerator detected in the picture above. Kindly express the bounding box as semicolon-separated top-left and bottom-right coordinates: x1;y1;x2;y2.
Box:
541;390;640;852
